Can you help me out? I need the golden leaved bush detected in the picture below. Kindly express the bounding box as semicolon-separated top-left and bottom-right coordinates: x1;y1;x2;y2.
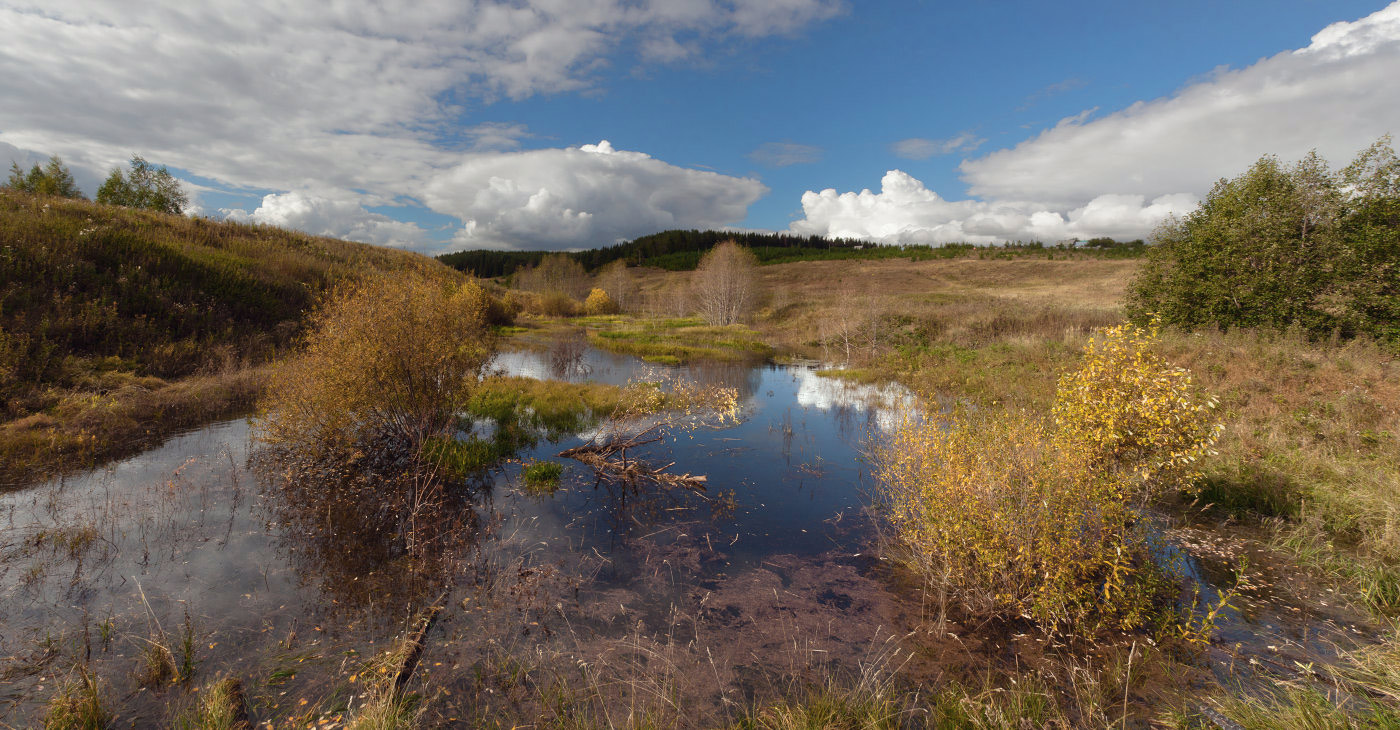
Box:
874;320;1221;633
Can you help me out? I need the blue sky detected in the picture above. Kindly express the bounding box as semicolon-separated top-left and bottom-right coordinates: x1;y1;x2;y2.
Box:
2;1;1397;252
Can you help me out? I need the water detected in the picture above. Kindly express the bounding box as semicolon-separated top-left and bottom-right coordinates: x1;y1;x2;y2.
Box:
0;347;1379;726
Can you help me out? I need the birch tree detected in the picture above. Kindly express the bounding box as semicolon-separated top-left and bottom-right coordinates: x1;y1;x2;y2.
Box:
691;240;758;326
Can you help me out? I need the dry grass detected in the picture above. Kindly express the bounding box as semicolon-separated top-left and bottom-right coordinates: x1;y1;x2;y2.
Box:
44;666;110;730
0;366;266;488
176;677;252;730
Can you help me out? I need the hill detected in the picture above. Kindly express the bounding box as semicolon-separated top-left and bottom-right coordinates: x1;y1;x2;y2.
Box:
0;190;460;485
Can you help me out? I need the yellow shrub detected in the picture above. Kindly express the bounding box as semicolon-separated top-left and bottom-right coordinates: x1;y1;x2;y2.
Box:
874;320;1221;632
255;274;497;462
877;410;1152;629
1051;319;1221;503
584;287;620;315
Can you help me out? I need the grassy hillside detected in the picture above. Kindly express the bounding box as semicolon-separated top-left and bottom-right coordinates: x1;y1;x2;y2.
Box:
0;190;460;486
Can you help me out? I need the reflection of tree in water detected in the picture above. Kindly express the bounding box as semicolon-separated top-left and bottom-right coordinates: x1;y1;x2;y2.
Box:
252;436;496;618
547;328;591;379
683;360;763;402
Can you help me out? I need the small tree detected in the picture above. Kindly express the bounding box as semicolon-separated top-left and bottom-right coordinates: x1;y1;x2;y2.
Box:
5;156;85;199
256;274;498;464
595;259;637;312
692;240;758;326
96;156;188;214
874;321;1221;632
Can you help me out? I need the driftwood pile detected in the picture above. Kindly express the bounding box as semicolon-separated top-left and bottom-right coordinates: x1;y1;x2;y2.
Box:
559;426;707;492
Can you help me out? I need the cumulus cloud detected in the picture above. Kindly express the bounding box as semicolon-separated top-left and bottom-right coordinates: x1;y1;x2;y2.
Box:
749;142;823;167
961;3;1400;207
796;4;1399;245
890;133;984;160
223;191;429;248
424;140;768;251
0;0;839;249
791;170;1195;244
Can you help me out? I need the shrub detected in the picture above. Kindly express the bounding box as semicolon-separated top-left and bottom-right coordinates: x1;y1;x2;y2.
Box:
873;321;1220;633
255;273;498;465
1051;319;1222;505
583;287;620;315
1127;138;1400;342
539;292;580;317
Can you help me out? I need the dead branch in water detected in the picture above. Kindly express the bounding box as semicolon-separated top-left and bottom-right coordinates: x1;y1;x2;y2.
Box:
556;377;739;493
558;422;708;492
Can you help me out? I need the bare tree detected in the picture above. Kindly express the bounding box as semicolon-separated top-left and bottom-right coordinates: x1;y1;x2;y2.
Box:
691;241;758;325
595;259;637;312
514;254;589;299
820;283;881;364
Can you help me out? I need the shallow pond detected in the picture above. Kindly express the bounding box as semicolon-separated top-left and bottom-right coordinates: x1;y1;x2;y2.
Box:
0;347;1379;727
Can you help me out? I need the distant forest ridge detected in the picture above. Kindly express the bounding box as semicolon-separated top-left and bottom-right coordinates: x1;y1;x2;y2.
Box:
436;230;1146;277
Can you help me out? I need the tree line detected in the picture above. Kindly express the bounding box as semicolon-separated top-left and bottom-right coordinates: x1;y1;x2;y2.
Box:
436;230;870;278
5;154;187;214
437;229;1148;278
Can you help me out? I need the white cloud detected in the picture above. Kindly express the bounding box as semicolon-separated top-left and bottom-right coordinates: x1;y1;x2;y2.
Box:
0;0;839;249
223;191;429;248
749;142;823;167
462;123;534;152
796;3;1399;245
961;3;1400;207
890;133;984;160
424;140;768;251
791;170;1195;244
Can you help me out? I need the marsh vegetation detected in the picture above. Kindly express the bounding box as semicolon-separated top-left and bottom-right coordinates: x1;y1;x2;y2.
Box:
3;142;1399;728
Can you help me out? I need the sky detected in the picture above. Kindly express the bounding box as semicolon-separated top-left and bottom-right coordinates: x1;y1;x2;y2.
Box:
2;0;1397;254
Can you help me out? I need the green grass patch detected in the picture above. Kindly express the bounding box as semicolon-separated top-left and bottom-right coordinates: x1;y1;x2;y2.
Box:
426;377;666;479
575;315;773;364
520;460;564;494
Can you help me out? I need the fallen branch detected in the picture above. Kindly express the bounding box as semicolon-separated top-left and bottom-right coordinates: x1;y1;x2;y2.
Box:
559;442;708;492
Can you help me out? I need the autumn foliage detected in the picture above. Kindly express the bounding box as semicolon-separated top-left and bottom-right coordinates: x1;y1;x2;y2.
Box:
874;321;1221;632
255;273;498;467
584;287;620;315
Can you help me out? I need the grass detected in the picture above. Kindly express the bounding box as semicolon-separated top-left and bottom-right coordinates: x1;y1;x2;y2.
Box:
426;377;663;478
136;608;198;688
521;460;565;493
583;316;773;363
175;677;251;730
505;314;774;364
1;366;265;487
44;666;110;730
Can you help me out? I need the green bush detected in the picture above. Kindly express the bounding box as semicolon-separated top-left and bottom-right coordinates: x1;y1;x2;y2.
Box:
1127;138;1399;342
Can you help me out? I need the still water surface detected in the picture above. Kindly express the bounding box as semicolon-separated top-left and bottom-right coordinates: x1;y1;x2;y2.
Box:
0;348;1375;726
